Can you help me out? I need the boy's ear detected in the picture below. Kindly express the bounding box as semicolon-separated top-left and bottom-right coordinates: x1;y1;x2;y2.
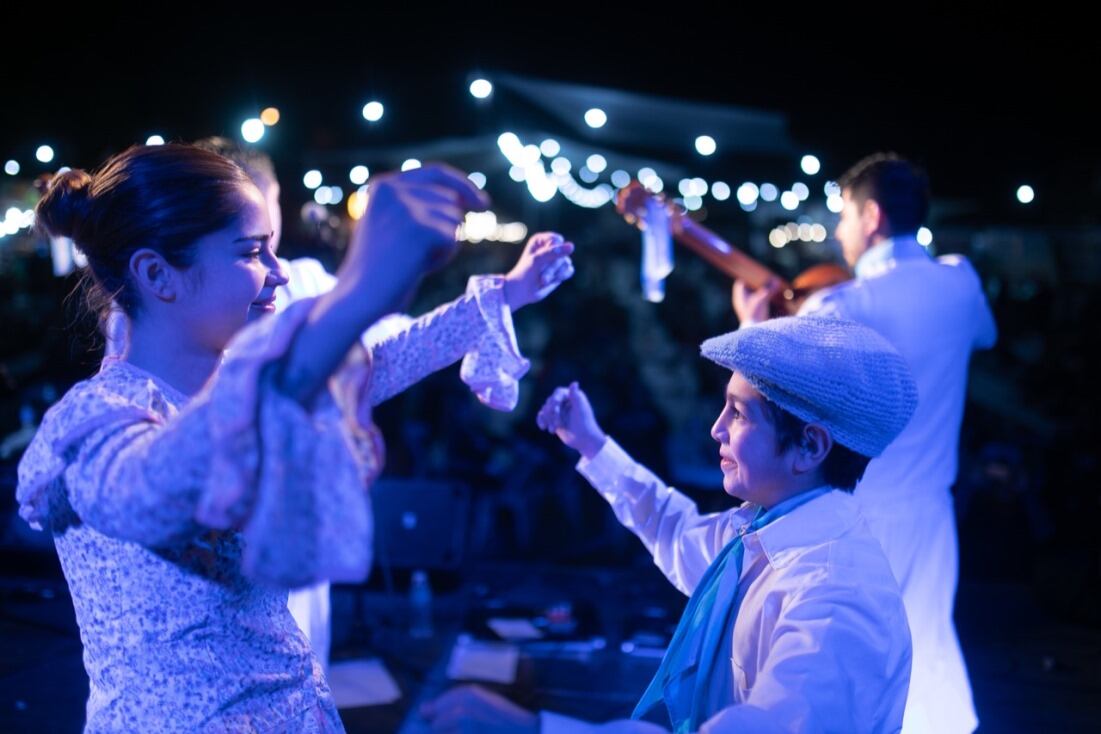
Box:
793;424;832;474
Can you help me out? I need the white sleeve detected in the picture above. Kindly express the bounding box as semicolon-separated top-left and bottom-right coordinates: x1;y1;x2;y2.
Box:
279;262;531;411
577;438;741;596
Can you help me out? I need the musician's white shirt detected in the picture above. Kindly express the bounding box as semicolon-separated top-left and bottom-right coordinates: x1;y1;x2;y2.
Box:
796;237;995;734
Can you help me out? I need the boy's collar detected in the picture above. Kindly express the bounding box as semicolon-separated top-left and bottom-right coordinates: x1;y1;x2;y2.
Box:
735;488;859;568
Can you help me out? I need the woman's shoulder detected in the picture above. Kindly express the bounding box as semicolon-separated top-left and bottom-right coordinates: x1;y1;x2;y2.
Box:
55;360;181;426
16;362;175;524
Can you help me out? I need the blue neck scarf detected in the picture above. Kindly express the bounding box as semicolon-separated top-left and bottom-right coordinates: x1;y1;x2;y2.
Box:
633;487;832;733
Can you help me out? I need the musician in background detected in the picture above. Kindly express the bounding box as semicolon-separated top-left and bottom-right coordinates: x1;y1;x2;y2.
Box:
734;153;997;734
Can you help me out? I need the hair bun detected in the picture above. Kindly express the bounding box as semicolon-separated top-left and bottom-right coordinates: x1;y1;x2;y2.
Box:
35;169;95;240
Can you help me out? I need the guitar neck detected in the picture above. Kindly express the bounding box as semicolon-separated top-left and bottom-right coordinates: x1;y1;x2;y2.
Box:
673;214;788;290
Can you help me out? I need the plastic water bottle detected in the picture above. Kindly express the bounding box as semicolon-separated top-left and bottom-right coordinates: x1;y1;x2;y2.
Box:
409;570;433;639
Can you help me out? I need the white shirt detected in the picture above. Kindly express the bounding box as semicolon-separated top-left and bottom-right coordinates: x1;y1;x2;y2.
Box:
798;238;994;733
540;438;911;734
801;237;997;503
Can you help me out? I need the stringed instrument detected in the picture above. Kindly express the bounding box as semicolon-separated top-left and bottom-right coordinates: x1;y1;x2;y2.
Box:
615;181;851;315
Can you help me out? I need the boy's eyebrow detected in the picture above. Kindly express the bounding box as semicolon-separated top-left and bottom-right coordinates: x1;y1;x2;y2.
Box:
728;391;763;418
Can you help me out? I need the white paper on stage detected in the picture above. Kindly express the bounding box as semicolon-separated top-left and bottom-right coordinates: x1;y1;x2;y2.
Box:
328;657;402;708
445;637;519;684
487;617;544;641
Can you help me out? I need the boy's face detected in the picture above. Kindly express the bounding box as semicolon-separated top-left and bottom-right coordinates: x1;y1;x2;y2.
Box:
710;372;798;507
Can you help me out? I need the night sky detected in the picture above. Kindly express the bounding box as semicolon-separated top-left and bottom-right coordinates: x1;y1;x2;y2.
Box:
2;10;1093;226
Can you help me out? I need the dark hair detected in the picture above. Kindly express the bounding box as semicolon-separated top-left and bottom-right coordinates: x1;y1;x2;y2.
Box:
838;153;930;237
761;399;872;492
193;136;277;187
35;144;254;319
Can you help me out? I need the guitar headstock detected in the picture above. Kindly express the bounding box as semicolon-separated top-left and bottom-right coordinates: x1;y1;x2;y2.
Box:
615;180;667;227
